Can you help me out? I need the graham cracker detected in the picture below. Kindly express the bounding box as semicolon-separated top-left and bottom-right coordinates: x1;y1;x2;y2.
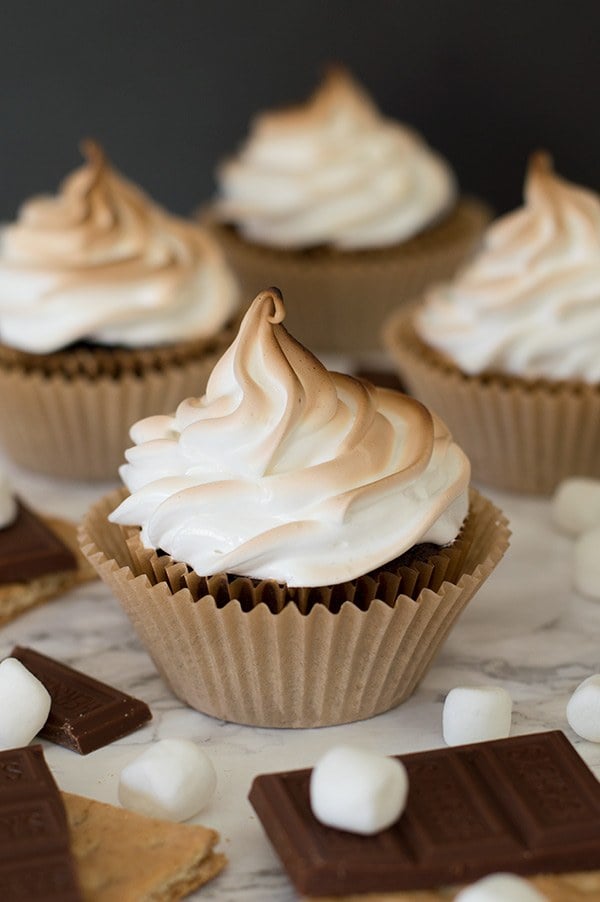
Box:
63;791;225;901
0;515;96;626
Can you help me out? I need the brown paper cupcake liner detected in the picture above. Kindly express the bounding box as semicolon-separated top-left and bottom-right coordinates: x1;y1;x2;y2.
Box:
384;308;600;495
79;487;509;728
205;198;490;355
0;320;239;481
0;326;235;378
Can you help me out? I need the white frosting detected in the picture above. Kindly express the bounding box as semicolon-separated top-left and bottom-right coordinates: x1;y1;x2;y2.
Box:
111;288;470;587
0;141;238;354
417;154;600;381
0;470;16;530
215;68;457;250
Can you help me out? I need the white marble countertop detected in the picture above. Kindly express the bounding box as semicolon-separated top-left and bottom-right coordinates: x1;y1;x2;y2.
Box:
2;458;599;901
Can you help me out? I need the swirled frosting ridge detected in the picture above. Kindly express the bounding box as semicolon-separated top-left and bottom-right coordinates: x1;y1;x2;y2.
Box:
0;141;238;353
215;68;457;250
110;288;470;587
417;153;600;381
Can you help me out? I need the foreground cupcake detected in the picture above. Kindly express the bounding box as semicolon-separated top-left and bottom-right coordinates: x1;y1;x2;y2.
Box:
385;153;600;494
207;67;489;354
0;141;239;480
80;288;509;728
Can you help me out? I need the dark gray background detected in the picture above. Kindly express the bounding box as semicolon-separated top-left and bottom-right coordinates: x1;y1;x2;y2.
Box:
1;1;598;219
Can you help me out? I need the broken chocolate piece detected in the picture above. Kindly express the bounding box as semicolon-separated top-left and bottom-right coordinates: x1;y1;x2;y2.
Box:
0;501;76;585
11;647;152;755
0;744;81;900
249;730;600;896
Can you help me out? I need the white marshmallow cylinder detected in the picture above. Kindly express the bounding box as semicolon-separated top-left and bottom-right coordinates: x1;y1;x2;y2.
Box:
309;746;408;835
567;674;600;742
573;527;600;599
552;478;600;536
442;686;512;747
0;657;51;749
118;738;217;822
456;872;547;901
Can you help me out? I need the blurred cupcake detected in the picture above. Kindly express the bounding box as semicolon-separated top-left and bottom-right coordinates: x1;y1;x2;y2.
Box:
0;141;239;480
80;288;509;728
207;67;490;355
385;153;600;494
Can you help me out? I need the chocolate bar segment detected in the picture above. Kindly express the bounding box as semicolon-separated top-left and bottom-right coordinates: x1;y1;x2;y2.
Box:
0;744;81;900
0;500;77;585
11;647;152;755
249;731;600;896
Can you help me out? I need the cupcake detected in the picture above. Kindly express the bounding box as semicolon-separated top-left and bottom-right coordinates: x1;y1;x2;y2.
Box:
0;141;239;480
385;153;600;495
207;67;490;355
80;288;509;728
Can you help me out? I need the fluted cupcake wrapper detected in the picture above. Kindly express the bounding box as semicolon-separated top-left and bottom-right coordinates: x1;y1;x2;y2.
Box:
205;198;490;356
0;322;238;481
384;308;600;495
79;487;509;728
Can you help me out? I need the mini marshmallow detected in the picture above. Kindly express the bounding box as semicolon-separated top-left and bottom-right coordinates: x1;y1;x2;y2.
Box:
309;745;408;836
443;686;512;747
552;478;600;536
0;657;51;749
573;527;600;600
118;738;216;822
567;674;600;742
455;872;547;901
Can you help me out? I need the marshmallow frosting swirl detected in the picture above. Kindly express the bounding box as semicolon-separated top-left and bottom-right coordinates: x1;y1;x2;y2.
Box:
215;68;457;250
417;154;600;381
111;289;470;587
0;141;238;353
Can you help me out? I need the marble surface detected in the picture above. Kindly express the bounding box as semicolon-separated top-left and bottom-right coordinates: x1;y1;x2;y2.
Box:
2;457;600;901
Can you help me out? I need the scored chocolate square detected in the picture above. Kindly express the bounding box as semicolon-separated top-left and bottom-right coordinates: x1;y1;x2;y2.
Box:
249;731;600;896
0;745;81;900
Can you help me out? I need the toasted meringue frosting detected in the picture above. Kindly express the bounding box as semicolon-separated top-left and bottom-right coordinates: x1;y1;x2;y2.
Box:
110;288;469;587
417;154;600;381
214;68;457;251
0;141;238;354
0;469;16;530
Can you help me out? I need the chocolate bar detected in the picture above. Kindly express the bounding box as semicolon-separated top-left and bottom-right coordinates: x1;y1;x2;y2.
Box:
0;744;81;900
249;730;600;896
11;647;152;755
0;500;76;584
